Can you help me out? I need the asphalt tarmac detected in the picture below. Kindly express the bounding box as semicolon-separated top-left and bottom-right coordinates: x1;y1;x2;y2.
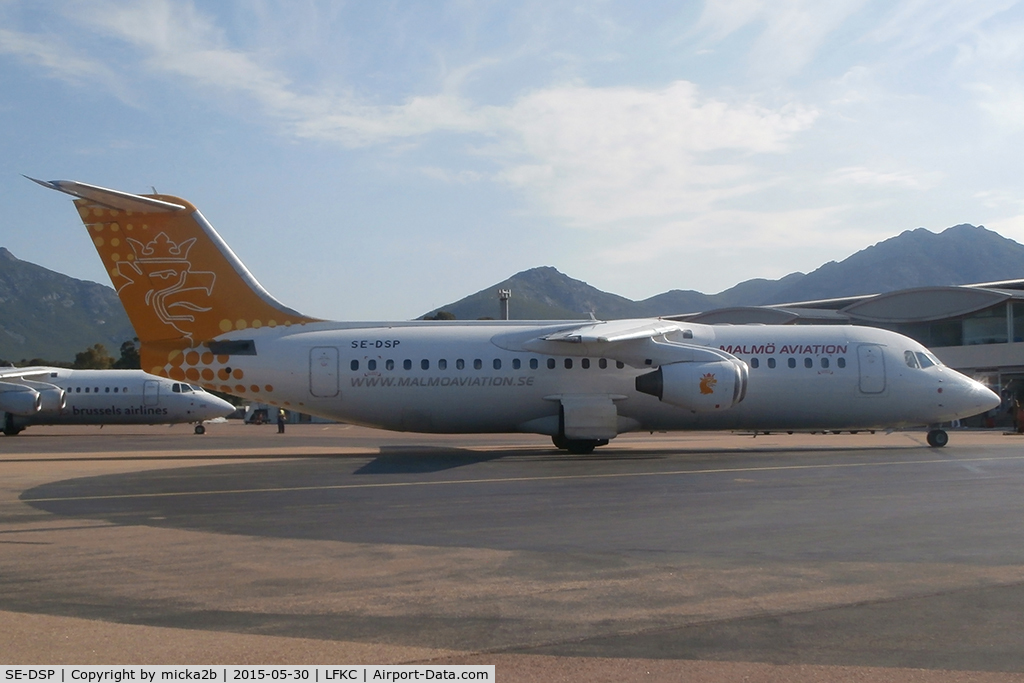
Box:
3;423;1024;682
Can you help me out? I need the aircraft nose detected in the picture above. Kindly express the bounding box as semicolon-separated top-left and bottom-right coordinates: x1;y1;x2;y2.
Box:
949;376;1001;419
199;395;235;419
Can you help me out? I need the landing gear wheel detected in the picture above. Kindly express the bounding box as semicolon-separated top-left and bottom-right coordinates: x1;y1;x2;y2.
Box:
3;414;22;436
194;424;206;435
551;435;607;454
926;429;948;447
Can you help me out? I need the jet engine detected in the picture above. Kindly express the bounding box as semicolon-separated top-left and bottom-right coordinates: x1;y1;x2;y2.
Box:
635;360;748;411
18;380;66;416
0;382;42;416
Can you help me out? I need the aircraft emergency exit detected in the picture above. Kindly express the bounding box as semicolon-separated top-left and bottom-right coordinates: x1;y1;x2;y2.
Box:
0;366;235;435
31;178;1000;451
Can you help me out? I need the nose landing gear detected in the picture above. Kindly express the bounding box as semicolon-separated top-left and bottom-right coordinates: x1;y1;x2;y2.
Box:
926;428;948;447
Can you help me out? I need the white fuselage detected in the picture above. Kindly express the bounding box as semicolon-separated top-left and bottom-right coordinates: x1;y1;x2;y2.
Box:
208;320;998;435
3;368;235;431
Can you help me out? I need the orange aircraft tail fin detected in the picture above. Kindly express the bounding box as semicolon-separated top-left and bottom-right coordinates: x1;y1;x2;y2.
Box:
30;178;320;378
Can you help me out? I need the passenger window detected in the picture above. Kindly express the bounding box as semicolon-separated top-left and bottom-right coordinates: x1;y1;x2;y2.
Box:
582;358;590;369
750;358;760;368
368;359;377;371
85;387;89;393
904;350;920;369
788;358;796;368
350;360;359;371
821;357;830;368
530;358;538;370
616;361;625;369
547;358;556;369
105;387;110;393
113;387;119;393
513;358;521;370
804;358;812;369
403;359;412;370
386;359;395;371
75;387;80;393
599;358;608;369
123;388;128;393
474;359;482;370
438;359;447;370
767;358;776;369
493;359;501;370
456;359;465;370
564;358;573;369
421;359;430;370
683;330;693;339
915;351;935;368
837;357;846;368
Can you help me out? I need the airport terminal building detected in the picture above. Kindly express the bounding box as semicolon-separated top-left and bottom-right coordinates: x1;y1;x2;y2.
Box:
674;279;1024;424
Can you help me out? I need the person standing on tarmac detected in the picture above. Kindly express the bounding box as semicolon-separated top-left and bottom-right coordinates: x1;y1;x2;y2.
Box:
277;408;286;434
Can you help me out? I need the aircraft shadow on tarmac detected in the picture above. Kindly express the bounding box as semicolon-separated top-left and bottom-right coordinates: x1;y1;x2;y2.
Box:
354;446;507;474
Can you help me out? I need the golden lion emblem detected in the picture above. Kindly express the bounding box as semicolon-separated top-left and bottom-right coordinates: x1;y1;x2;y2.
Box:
699;373;717;395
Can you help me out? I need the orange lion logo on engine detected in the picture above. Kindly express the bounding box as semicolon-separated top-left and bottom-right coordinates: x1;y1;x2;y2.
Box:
699;373;717;395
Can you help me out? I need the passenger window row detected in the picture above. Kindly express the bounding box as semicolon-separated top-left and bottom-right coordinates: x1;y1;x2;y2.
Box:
349;357;627;371
71;386;129;393
748;357;847;370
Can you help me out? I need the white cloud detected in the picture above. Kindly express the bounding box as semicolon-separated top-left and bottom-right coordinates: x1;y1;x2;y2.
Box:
826;166;938;189
695;0;869;77
0;27;134;102
23;2;819;235
495;81;817;225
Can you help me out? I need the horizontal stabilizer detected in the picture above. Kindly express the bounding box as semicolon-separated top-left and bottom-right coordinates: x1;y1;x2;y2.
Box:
25;177;186;213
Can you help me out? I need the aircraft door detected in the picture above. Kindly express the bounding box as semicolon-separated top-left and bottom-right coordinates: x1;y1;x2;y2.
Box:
857;344;886;394
143;380;160;406
310;347;339;398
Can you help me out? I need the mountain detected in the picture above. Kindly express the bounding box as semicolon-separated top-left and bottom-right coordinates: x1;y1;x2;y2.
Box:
765;224;1024;304
426;224;1024;319
0;248;136;363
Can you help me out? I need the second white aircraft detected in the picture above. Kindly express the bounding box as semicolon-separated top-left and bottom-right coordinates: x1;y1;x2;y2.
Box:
0;366;236;436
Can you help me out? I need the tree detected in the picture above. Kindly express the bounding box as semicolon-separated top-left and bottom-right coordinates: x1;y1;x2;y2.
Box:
422;310;456;320
73;343;114;369
113;339;141;369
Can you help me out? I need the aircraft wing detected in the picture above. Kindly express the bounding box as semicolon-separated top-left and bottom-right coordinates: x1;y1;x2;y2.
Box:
496;318;740;368
542;319;685;344
0;366;61;382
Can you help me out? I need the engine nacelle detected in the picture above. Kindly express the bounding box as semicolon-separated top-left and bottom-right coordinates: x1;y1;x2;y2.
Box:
0;382;42;416
635;360;748;411
33;386;67;416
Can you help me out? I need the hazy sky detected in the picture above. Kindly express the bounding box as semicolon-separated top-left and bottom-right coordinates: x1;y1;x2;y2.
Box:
3;0;1024;320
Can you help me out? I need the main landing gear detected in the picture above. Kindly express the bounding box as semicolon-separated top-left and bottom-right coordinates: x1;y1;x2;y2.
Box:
194;424;206;435
926;428;949;448
3;414;23;436
552;434;608;455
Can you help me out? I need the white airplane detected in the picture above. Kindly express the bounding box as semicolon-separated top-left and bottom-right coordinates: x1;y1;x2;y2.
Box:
0;366;236;436
30;178;1000;452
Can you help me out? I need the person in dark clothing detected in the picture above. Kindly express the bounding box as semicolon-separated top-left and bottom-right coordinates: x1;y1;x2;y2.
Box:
277;408;286;434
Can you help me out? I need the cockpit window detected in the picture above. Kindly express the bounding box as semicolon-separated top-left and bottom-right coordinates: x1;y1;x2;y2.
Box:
904;350;920;369
916;351;939;368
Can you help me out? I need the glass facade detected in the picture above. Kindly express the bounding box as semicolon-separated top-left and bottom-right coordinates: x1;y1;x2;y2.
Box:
879;303;1016;348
